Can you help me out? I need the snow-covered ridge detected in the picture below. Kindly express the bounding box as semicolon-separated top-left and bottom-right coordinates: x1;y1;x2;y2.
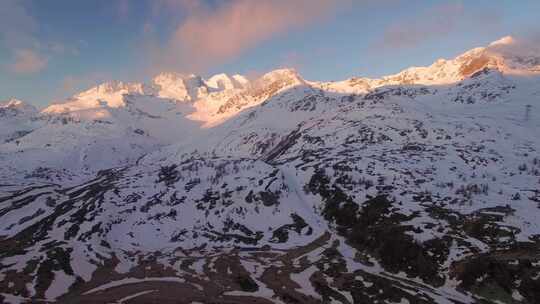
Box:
2;36;538;181
206;73;248;90
42;81;154;114
33;36;539;118
317;36;540;94
378;35;540;84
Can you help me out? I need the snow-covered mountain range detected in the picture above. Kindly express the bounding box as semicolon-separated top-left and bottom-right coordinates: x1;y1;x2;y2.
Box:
1;37;539;304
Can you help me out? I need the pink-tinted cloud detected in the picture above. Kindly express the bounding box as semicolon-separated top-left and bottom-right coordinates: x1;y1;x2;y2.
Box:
0;0;72;75
151;0;350;73
1;0;81;75
377;3;502;50
0;1;46;75
10;49;48;74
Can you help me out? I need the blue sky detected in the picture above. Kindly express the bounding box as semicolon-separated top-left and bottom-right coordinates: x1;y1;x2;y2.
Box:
1;0;539;107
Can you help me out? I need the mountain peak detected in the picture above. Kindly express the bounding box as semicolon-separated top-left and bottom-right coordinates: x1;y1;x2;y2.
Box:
42;81;151;114
153;72;200;82
232;74;249;86
0;98;37;116
259;68;304;85
1;98;26;108
485;36;540;72
262;68;299;77
153;72;208;102
73;81;152;100
206;73;247;90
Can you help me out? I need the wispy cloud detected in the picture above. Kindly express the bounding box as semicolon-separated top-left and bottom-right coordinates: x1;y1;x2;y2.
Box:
0;0;46;75
376;2;502;50
9;49;48;74
0;0;80;75
148;0;350;73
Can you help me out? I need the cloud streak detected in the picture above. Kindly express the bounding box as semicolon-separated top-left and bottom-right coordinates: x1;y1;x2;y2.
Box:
10;49;48;74
150;0;349;73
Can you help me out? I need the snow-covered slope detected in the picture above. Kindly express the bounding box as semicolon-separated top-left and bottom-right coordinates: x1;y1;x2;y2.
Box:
1;37;540;304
